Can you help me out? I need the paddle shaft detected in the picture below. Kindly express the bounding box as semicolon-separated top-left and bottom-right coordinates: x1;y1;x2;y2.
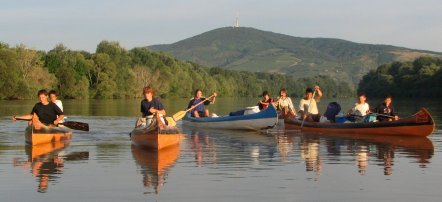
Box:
300;89;316;128
188;94;216;112
351;113;396;119
15;118;89;131
368;112;396;118
171;94;216;121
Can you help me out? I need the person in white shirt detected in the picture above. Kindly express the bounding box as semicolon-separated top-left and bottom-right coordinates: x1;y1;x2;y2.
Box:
49;90;63;112
299;85;323;122
49;90;64;122
275;88;297;118
347;92;370;121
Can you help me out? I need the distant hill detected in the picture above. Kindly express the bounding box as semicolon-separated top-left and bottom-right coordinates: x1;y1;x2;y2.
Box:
149;27;442;84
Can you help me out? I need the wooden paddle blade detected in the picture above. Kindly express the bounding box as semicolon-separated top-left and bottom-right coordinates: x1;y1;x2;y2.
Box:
172;110;187;121
61;121;89;131
165;117;177;127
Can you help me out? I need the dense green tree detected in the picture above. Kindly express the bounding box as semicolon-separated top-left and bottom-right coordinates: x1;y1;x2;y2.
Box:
359;57;442;98
0;48;20;99
0;41;355;100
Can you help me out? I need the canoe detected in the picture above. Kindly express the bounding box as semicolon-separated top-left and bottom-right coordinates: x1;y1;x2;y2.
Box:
25;124;72;145
130;115;182;150
285;108;436;137
131;144;180;193
183;104;278;130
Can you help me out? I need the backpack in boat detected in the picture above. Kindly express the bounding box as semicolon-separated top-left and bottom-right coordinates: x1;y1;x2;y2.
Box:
324;102;341;122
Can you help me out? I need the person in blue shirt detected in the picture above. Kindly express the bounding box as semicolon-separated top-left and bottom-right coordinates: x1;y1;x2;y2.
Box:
140;86;166;117
187;89;217;117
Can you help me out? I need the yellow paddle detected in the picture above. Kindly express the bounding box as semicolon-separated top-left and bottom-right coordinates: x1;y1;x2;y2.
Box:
165;117;177;127
172;94;216;121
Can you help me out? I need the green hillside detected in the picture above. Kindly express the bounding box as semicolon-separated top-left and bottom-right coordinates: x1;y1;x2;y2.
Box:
149;27;442;84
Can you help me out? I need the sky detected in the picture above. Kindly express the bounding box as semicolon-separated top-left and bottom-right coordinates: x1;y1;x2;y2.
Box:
1;0;441;52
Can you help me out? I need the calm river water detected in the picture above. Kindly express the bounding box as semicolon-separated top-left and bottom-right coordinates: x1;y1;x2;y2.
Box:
0;98;441;202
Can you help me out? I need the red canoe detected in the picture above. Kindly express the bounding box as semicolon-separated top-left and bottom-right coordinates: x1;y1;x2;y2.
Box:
285;108;436;137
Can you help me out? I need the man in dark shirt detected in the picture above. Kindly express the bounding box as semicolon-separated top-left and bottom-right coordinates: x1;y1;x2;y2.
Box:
374;95;399;122
140;86;165;117
13;89;65;126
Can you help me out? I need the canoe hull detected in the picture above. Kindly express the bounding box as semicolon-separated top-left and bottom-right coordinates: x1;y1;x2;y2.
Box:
285;108;436;137
130;119;182;150
183;104;278;130
25;125;72;145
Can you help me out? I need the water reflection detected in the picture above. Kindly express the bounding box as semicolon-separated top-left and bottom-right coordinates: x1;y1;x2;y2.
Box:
182;128;434;178
13;141;89;193
302;132;434;176
189;131;217;167
131;144;180;194
275;134;294;161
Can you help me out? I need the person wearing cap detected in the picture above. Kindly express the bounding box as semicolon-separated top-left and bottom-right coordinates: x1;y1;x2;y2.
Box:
299;85;323;122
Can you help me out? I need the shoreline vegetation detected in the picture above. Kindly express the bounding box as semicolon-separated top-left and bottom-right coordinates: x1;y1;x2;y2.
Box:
359;57;442;98
1;41;440;100
0;41;354;100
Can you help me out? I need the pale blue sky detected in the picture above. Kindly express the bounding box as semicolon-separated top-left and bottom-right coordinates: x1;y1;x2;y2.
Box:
1;0;441;52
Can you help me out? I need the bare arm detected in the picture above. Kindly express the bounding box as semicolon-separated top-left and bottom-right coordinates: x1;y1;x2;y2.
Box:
210;92;217;104
54;115;65;125
12;114;33;121
314;85;322;100
149;108;166;116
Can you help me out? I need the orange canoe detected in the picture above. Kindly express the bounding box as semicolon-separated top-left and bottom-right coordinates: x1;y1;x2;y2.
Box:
25;124;72;145
130;116;182;150
285;108;436;137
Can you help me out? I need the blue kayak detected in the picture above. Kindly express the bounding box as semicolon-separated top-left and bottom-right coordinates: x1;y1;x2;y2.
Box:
183;104;278;130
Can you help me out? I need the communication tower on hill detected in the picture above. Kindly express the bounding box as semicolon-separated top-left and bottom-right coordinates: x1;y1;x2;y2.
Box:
233;14;240;28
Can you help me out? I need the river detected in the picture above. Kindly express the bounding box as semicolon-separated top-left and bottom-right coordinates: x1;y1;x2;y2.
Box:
0;98;441;202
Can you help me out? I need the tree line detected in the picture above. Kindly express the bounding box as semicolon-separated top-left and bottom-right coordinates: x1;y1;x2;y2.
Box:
0;41;355;100
358;56;442;98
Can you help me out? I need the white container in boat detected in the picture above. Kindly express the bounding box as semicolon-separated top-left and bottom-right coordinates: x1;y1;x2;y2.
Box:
244;106;260;115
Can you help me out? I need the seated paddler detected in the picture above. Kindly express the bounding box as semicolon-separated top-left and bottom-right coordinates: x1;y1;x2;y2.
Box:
187;89;217;118
12;89;64;129
140;86;166;123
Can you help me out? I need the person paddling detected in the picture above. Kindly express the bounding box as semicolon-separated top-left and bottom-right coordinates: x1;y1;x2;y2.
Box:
374;95;399;121
187;89;217;118
12;89;64;129
299;85;323;122
347;92;370;122
140;86;166;117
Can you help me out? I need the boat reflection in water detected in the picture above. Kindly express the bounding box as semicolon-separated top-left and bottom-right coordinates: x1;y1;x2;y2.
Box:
131;144;180;194
184;128;434;178
13;141;89;193
189;131;217;167
300;132;434;176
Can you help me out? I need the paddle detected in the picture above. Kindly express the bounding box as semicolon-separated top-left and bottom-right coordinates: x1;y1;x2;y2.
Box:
172;94;216;121
368;112;396;119
15;118;89;131
165;117;177;127
300;88;317;129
